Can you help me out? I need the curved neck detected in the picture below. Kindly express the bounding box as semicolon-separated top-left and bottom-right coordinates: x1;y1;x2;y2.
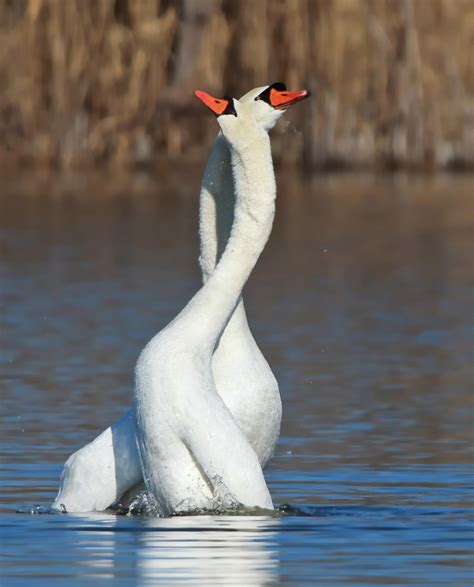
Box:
179;134;276;351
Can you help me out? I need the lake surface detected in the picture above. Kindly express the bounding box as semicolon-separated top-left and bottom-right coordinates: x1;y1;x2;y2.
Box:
1;170;473;586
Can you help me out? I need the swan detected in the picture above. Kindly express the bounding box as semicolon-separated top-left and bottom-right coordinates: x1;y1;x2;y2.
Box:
52;83;309;513
197;83;308;466
135;93;278;514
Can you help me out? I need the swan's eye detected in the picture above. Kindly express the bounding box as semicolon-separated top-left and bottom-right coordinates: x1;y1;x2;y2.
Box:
256;82;287;105
255;88;269;103
222;96;237;117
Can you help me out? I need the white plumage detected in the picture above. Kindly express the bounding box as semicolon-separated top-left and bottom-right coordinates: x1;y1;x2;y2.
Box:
52;85;298;513
134;98;277;514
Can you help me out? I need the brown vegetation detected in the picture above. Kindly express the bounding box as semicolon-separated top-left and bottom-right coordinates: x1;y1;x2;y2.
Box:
0;0;473;170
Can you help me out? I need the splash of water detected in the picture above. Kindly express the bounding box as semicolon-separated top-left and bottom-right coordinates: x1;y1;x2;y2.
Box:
281;120;303;135
17;505;58;515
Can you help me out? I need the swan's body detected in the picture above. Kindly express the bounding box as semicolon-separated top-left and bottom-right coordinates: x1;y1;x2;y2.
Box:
135;98;276;514
52;84;308;513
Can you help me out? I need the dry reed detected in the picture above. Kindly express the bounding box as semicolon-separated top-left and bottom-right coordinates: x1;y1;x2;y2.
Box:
0;0;472;170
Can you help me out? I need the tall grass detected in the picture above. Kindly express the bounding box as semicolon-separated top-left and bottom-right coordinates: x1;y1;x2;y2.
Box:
0;0;472;169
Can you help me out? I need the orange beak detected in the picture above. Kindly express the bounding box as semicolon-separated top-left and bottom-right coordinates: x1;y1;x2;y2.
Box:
194;90;231;116
269;88;310;110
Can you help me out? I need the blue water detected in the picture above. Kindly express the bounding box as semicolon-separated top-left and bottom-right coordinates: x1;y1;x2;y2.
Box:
1;172;473;585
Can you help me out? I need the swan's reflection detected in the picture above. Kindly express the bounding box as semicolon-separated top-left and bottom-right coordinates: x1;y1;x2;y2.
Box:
63;512;120;580
60;511;279;585
136;515;280;586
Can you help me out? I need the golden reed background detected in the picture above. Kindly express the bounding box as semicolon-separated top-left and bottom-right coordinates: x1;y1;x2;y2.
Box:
1;0;473;169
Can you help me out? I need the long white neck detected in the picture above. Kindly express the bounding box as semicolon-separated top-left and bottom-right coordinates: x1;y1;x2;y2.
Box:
178;133;276;353
198;133;234;283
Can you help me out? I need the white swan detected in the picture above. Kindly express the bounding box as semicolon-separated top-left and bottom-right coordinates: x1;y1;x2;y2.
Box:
135;94;278;514
52;83;309;513
198;83;308;465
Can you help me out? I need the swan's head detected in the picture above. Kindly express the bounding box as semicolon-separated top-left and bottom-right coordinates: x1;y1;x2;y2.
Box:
194;91;266;149
240;82;310;130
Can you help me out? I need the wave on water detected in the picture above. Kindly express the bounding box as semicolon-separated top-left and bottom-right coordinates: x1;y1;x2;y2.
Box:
17;499;324;518
17;505;61;515
110;490;323;518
